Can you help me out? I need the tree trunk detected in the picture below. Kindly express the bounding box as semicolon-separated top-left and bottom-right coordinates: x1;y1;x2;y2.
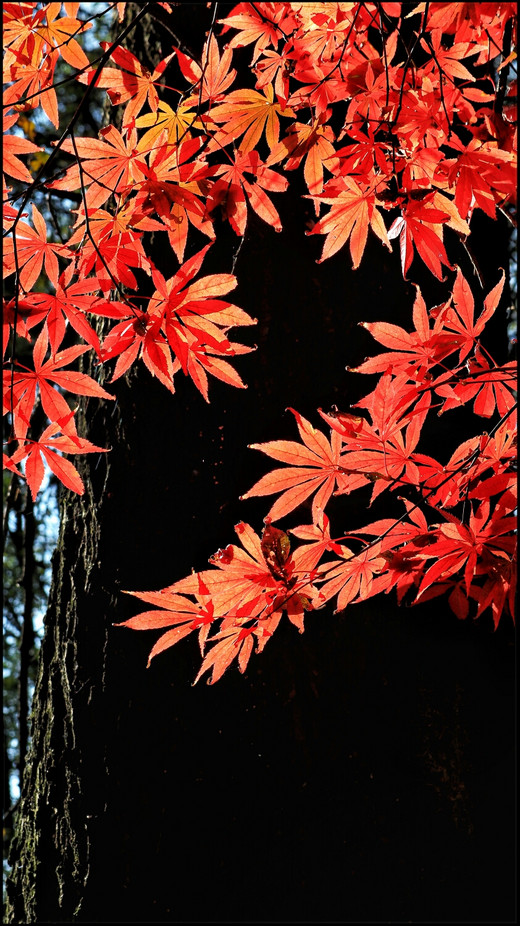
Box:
5;7;515;923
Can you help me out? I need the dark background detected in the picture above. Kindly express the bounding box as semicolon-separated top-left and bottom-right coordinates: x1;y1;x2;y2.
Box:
79;179;515;922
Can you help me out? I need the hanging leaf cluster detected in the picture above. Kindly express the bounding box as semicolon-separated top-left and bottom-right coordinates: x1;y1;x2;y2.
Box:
3;1;517;681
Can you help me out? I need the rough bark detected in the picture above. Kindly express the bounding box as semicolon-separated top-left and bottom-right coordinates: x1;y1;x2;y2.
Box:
5;6;515;923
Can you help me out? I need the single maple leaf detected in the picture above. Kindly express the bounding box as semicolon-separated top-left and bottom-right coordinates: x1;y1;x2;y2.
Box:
334;126;396;185
3;110;42;183
100;310;179;393
339;392;436;503
117;584;215;668
420;28;479;82
218;3;296;65
241;407;352;522
387;196;453;280
289;510;343;573
146;245;255;398
178;33;236;104
352;496;430;549
436;267;505;362
6;323;113;440
9;421;107;500
20;273;115;355
177;335;252;403
34;2;92;70
4;48;59;127
308;175;391;267
77;42;175;127
434;351;516;418
253;44;296;108
414;500;516;599
318;543;387;612
206;149;288;235
3;204;67;292
49;126;148;210
207;83;294;154
266;118;339;205
3;2;46;62
439;135;513;220
135;100;205;152
352;285;461;379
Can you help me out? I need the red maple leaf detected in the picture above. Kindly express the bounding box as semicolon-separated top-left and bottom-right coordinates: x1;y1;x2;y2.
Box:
308;174;391;267
3;110;42;183
4;48;59;127
352;284;461;379
339;391;436;502
5;323;113;439
318;542;387;612
434;267;505;362
177;33;236;104
117;581;215;668
48;126;148;209
206;148;288;235
218;3;297;65
4;204;67;292
289;510;343;574
66;207;152;293
434;349;516;418
131;137;215;262
414;501;516;599
207;83;294;154
9;422;108;499
147;245;255;399
78;42;175;127
439;134;514;220
100;309;179;393
387;195;453;280
20;272;115;354
241;407;353;522
266;118;339;202
100;246;255;400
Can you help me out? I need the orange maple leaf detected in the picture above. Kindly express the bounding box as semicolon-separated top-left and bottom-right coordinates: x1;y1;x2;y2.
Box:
207;83;294;153
308;175;391;266
241;408;352;522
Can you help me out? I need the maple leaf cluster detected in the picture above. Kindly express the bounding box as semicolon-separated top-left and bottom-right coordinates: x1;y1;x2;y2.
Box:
3;2;517;681
123;270;516;682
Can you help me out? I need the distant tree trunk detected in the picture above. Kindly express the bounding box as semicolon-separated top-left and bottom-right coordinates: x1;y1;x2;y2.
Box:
5;6;515;923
